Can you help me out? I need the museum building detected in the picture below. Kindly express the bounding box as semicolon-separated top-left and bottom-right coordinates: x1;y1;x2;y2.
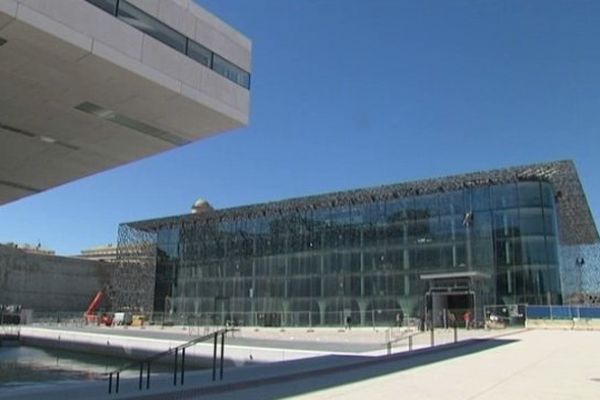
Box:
117;160;599;326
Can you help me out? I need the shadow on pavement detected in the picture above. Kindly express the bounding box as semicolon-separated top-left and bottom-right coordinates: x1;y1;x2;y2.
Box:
131;337;518;400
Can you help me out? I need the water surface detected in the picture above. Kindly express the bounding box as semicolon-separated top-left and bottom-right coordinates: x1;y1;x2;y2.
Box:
0;345;137;388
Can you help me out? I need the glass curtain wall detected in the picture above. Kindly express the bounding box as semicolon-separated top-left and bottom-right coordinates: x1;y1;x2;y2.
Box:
149;180;561;326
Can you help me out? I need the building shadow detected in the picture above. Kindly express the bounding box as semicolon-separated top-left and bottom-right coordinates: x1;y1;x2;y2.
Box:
136;337;518;400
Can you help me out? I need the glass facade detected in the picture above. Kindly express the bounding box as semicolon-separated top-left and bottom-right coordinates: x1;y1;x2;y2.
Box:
133;180;561;326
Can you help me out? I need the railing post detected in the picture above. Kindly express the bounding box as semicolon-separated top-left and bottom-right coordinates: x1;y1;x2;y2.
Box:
139;362;143;390
453;321;458;343
108;373;113;394
116;372;120;394
147;362;151;390
173;348;179;386
181;348;186;385
220;331;225;380
430;324;434;347
212;332;218;381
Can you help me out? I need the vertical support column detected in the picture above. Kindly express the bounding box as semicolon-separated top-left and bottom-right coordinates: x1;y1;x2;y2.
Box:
360;229;365;297
318;300;327;326
284;253;289;299
251;258;256;326
451;211;457;267
320;233;325;304
466;221;473;271
403;223;410;295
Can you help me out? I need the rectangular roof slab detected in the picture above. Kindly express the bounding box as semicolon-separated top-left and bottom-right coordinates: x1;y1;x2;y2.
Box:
0;0;250;206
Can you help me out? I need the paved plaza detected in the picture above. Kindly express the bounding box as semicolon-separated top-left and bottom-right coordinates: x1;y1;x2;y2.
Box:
245;329;600;400
2;328;599;399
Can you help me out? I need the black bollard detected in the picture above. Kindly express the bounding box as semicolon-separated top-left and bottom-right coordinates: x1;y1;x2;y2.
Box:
116;372;120;394
108;373;113;394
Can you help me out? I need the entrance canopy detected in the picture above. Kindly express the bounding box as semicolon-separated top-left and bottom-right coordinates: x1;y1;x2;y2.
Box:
420;271;492;281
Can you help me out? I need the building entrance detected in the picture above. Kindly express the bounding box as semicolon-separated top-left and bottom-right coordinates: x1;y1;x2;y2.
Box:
427;291;474;328
421;271;492;328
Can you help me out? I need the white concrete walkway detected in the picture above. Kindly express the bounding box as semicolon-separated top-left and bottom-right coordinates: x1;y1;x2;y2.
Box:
258;330;600;400
3;328;599;399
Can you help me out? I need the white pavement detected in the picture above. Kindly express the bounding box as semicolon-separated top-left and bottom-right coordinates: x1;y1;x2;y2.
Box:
3;328;600;399
251;329;600;400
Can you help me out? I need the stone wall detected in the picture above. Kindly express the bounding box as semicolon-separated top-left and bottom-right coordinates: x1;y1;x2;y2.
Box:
0;245;112;312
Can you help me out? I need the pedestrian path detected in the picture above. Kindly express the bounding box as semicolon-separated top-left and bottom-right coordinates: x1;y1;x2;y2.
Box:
0;326;527;400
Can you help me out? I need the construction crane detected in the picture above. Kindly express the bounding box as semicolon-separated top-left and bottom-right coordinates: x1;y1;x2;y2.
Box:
84;290;112;325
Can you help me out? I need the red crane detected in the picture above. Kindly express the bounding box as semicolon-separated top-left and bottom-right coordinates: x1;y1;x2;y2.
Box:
84;290;104;324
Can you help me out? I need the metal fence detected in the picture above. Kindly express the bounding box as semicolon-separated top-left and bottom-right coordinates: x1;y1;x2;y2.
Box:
16;305;600;328
526;305;600;320
9;309;418;329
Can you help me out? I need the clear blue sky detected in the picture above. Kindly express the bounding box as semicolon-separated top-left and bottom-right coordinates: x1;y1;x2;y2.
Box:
1;0;599;255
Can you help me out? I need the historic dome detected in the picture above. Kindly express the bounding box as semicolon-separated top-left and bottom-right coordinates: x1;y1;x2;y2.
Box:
191;198;213;214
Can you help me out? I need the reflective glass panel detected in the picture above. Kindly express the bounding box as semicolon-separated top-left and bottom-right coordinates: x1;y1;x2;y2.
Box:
540;182;555;208
187;40;212;67
470;186;491;211
118;1;186;53
213;54;251;89
518;182;542;207
491;183;518;208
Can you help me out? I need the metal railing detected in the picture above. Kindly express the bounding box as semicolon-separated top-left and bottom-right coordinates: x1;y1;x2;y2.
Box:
383;320;483;357
142;309;414;329
106;327;236;395
24;309;416;329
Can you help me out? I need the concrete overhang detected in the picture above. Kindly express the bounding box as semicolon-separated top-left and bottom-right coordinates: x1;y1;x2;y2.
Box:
0;0;250;205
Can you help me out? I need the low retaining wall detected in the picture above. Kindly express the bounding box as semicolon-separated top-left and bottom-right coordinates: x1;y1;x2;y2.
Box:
19;327;335;367
526;319;600;330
